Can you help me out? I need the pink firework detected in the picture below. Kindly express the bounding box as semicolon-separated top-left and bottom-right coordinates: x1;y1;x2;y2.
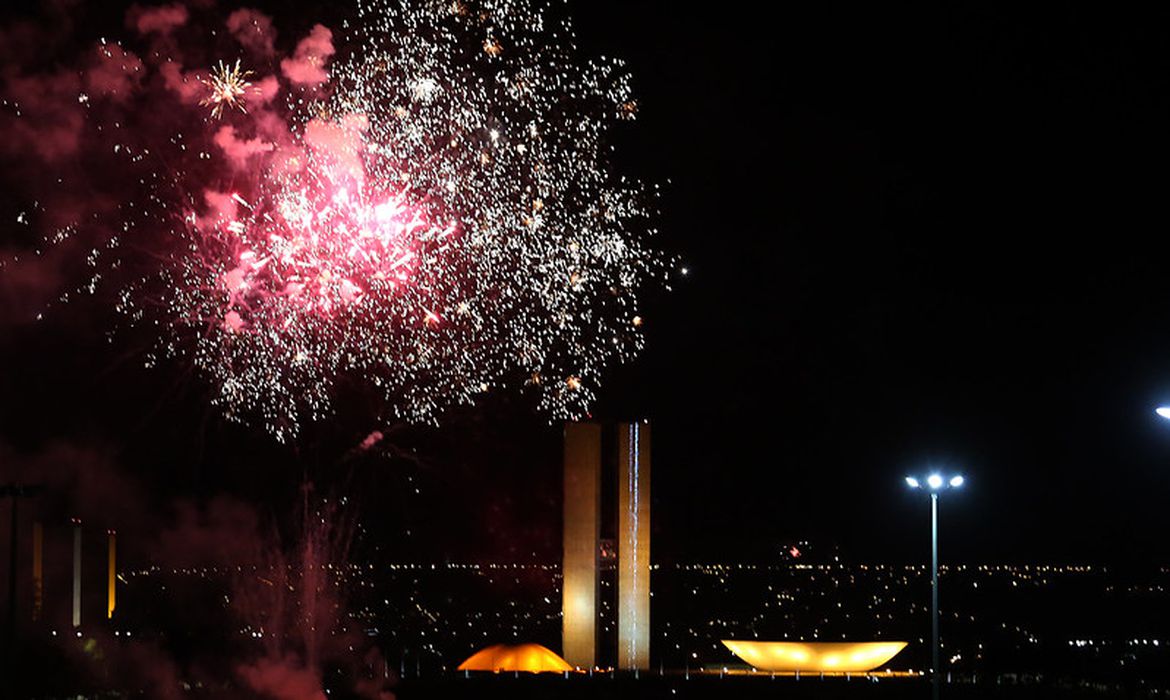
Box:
211;119;458;331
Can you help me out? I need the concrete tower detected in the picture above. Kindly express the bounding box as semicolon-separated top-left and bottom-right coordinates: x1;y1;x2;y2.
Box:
561;422;601;669
617;421;651;670
562;420;652;670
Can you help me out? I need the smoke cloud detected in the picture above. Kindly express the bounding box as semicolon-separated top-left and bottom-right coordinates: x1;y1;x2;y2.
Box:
280;24;335;86
127;3;189;36
214;124;276;170
158;59;207;104
1;68;85;162
227;8;277;58
85;42;146;101
238;656;327;700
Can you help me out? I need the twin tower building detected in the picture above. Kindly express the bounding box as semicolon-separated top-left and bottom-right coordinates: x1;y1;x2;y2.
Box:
562;420;651;670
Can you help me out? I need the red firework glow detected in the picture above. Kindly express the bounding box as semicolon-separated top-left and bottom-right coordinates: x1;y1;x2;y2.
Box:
207;115;457;333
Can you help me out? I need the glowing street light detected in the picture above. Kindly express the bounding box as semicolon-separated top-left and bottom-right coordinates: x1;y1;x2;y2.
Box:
1156;406;1170;420
906;472;964;700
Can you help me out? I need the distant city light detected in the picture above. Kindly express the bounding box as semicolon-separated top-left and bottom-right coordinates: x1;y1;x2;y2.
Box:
927;474;944;490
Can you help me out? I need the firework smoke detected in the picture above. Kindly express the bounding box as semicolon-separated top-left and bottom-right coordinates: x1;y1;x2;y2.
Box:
230;488;393;699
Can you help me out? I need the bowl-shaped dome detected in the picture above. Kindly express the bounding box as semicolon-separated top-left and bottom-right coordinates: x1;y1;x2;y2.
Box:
722;640;908;672
457;643;574;673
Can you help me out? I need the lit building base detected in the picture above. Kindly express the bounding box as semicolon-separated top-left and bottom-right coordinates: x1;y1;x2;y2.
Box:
721;640;908;673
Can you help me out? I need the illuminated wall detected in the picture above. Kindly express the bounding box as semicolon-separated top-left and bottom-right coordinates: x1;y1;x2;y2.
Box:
562;422;601;668
617;421;650;670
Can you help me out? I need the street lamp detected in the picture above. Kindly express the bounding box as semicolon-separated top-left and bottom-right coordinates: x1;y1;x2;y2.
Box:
906;472;963;700
1156;406;1170;420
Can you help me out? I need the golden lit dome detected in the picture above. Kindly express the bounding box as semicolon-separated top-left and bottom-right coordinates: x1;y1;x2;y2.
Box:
722;640;908;673
457;643;574;673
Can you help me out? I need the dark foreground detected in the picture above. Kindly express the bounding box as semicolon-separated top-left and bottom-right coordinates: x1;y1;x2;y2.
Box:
396;674;1162;700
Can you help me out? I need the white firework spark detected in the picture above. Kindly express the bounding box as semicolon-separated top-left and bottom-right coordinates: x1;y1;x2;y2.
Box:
201;59;254;118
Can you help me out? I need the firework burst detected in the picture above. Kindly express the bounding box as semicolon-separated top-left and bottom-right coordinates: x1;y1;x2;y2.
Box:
201;59;254;118
22;0;666;442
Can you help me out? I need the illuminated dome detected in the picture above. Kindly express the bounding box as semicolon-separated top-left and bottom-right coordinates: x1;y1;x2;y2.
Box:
722;640;908;673
457;643;574;673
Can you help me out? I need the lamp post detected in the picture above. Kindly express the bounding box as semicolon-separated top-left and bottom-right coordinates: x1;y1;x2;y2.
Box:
905;473;963;700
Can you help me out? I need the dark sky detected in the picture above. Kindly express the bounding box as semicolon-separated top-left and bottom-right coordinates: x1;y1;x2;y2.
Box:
4;2;1170;567
584;2;1170;565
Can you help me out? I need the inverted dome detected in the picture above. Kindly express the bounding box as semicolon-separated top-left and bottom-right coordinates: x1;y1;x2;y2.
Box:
722;640;908;673
457;643;574;673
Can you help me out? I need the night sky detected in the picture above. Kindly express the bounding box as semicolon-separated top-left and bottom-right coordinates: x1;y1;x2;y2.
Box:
4;2;1170;569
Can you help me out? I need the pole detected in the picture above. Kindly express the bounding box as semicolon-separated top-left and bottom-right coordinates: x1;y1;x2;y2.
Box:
32;522;42;622
72;519;82;628
7;494;16;642
931;492;940;700
107;531;116;620
1;484;44;645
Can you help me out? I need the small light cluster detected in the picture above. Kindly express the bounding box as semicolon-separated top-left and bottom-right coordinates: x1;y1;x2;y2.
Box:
905;474;964;490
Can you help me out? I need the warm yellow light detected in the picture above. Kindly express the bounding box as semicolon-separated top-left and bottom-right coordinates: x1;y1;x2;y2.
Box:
107;531;117;619
457;643;574;673
562;422;601;669
722;640;908;673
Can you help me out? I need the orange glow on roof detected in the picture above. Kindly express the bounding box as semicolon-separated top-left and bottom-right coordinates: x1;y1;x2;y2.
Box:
457;643;574;673
722;640;908;673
